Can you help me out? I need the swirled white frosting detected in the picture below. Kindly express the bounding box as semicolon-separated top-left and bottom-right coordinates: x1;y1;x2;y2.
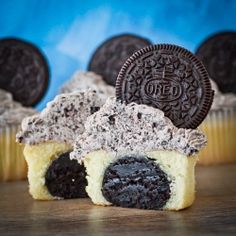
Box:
71;97;207;161
0;89;36;127
60;71;115;102
16;90;103;145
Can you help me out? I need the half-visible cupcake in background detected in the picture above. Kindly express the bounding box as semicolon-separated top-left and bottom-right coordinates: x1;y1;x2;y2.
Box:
0;89;36;181
198;81;236;165
196;32;236;165
60;71;115;100
0;37;50;179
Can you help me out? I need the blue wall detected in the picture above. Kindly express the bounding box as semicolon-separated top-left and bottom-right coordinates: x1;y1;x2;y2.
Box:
1;0;236;110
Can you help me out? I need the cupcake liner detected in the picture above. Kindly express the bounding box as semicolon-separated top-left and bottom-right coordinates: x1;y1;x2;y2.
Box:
0;125;27;181
198;107;236;165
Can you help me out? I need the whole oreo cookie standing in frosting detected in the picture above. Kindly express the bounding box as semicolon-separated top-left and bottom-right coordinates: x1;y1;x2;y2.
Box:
196;32;236;94
116;44;214;129
0;38;49;106
88;34;152;86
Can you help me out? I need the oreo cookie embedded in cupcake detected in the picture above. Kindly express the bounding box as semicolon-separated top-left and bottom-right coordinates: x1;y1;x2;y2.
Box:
102;155;171;209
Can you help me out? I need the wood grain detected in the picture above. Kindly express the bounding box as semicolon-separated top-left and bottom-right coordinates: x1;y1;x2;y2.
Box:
0;165;236;236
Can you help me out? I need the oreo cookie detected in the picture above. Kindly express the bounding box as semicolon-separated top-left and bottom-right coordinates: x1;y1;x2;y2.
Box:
0;38;49;106
102;155;171;210
88;34;151;86
45;151;88;199
196;31;236;94
116;44;214;129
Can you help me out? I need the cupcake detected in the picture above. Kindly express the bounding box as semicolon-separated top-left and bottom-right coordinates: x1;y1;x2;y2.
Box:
0;89;36;181
16;90;104;200
198;80;236;165
60;71;115;101
71;98;206;211
195;31;236;165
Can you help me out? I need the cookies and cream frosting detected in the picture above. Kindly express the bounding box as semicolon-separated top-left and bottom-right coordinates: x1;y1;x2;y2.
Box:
0;89;36;127
60;71;115;102
16;90;103;145
71;97;207;161
211;80;236;110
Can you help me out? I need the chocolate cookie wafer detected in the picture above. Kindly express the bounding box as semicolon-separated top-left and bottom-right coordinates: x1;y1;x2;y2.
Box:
0;38;49;106
116;44;214;129
196;31;236;94
88;34;151;86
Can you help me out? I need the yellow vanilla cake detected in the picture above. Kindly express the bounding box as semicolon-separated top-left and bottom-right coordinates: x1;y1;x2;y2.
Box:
0;89;36;181
71;98;207;210
16;90;104;200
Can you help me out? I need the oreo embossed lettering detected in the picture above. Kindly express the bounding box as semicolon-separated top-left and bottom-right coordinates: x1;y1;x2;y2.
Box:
144;77;182;102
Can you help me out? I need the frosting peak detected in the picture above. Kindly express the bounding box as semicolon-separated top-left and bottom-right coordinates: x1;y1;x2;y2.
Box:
71;97;206;161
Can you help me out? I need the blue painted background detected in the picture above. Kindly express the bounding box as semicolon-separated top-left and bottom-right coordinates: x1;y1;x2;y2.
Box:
0;0;236;110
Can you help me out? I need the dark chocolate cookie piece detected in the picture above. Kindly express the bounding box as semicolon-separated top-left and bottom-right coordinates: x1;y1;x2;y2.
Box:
116;44;214;129
196;32;236;94
0;38;49;106
88;34;151;86
45;151;88;199
102;155;171;210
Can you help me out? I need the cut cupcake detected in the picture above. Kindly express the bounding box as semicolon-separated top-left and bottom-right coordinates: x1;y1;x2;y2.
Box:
71;98;206;210
16;90;103;200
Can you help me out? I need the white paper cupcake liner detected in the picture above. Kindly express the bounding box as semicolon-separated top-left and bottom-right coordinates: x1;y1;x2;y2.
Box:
198;107;236;165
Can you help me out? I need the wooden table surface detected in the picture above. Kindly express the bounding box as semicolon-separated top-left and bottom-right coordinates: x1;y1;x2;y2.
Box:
0;165;236;236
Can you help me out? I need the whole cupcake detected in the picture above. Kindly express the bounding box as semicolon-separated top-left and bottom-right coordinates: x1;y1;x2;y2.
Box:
196;31;236;165
198;81;236;165
0;89;36;181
